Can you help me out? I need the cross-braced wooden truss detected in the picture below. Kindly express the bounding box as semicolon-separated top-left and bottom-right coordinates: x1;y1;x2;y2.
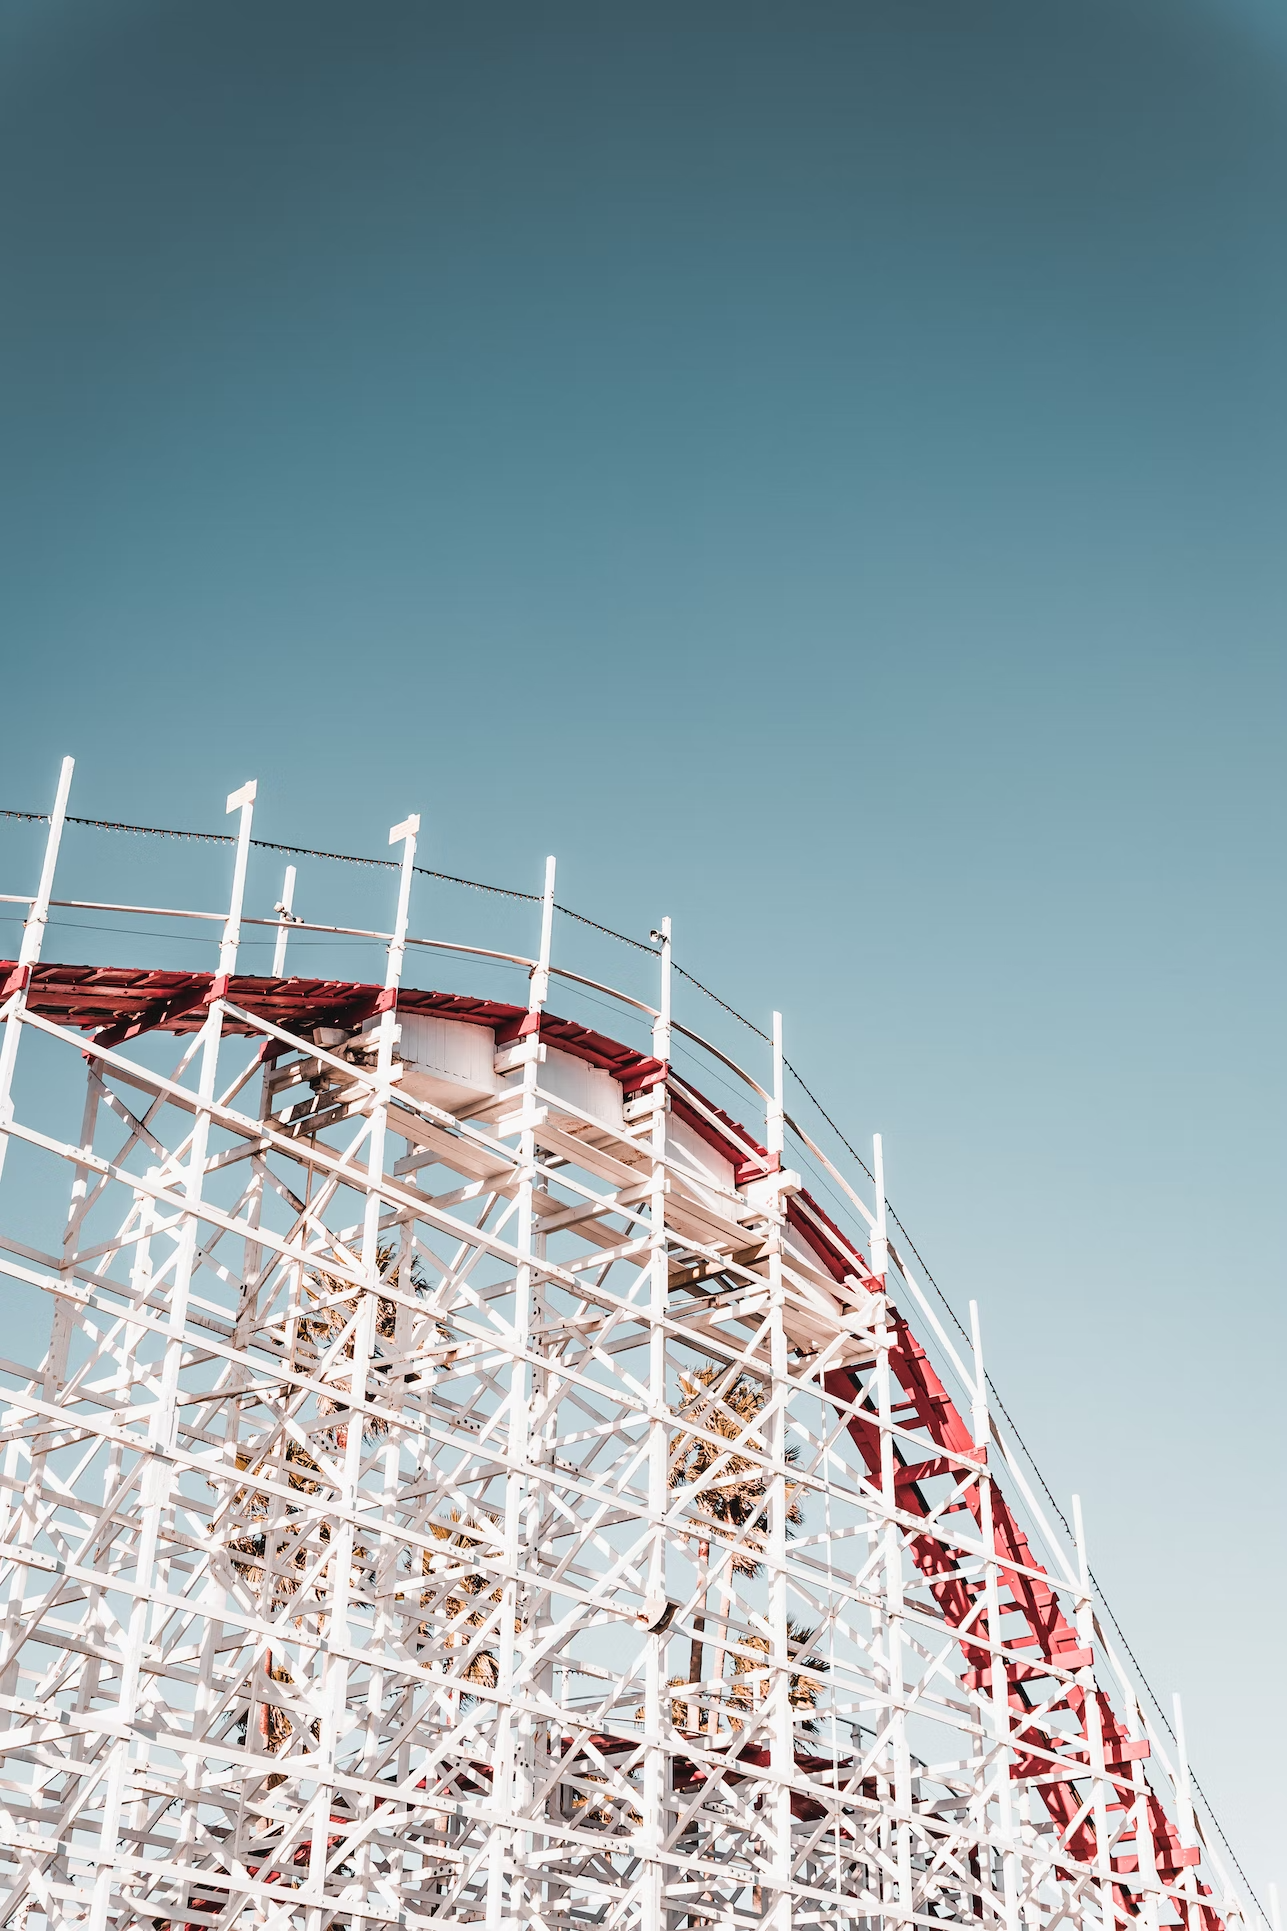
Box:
0;767;1251;1931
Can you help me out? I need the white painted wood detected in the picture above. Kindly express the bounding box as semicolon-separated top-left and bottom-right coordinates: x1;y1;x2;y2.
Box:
272;863;298;977
0;786;1235;1931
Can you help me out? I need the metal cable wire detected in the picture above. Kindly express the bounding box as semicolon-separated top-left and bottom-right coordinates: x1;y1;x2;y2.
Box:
672;960;773;1041
0;800;1257;1903
555;904;656;952
0;808;542;898
0;808;661;934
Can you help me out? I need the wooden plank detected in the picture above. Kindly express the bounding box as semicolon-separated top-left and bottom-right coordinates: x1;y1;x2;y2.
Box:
533;1121;645;1190
389;1106;515;1182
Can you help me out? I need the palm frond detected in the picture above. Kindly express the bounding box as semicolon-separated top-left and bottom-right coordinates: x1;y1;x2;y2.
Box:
669;1366;804;1574
728;1619;828;1733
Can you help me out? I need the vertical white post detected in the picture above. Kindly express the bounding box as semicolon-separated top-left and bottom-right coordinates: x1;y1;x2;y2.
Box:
1171;1693;1195;1841
972;1302;1019;1931
0;924;91;1702
642;912;672;1928
765;1011;792;1930
768;1010;784;1162
312;812;418;1927
1121;1678;1160;1930
488;855;554;1930
13;754;75;981
652;915;672;1064
53;1056;101;1352
530;855;556;1012
1269;1884;1281;1931
43;1070;102;1411
1073;1495;1112;1923
271;863;297;977
155;775;255;1433
216;782;257;982
871;1132;887;1281
968;1298;989;1452
0;755;74;1181
1173;1693;1199;1930
872;1131;909;1925
873;1121;909;1924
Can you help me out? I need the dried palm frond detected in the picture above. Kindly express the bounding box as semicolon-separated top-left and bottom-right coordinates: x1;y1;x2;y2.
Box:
569;1772;642;1831
664;1673;714;1733
669;1366;803;1576
238;1654;322;1791
402;1511;510;1698
225;1438;328;1608
298;1242;441;1446
258;1656;320;1754
727;1620;828;1734
660;1621;827;1735
670;1366;810;1721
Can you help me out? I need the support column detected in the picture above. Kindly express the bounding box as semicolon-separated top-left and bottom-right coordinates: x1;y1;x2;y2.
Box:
0;756;74;1186
311;811;419;1931
874;1135;912;1930
272;863;298;978
487;855;555;1931
764;1014;794;1931
641;915;673;1929
1172;1695;1199;1931
971;1301;1019;1931
1073;1497;1113;1931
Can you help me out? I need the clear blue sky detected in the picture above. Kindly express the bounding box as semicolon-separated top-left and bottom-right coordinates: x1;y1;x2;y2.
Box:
1;0;1283;1890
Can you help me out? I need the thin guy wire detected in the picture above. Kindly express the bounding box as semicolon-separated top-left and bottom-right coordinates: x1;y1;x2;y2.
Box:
0;808;540;899
0;808;655;938
0;801;1256;1901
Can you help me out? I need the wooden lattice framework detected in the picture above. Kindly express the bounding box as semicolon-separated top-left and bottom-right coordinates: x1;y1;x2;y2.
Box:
0;762;1252;1931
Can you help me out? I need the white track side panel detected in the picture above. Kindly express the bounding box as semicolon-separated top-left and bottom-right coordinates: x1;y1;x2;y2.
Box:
0;776;1245;1931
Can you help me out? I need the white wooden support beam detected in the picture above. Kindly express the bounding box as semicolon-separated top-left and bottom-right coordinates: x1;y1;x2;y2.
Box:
651;914;672;1065
315;811;419;1926
488;852;555;1930
870;1130;888;1283
765;1008;793;1931
1073;1495;1112;1918
1173;1691;1200;1931
640;910;672;1927
768;1008;785;1162
271;862;298;978
529;854;556;1013
0;755;73;1177
974;1299;1019;1931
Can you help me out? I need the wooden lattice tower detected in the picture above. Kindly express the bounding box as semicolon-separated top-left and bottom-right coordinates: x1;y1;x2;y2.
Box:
0;763;1252;1930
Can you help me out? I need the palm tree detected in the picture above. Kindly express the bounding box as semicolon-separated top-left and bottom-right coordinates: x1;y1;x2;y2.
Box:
668;1366;804;1731
408;1511;507;1699
225;1435;325;1609
298;1242;436;1446
254;1653;320;1771
728;1618;828;1734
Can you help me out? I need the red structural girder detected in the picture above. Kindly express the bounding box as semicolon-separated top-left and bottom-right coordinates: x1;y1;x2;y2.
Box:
825;1323;1214;1924
0;962;665;1086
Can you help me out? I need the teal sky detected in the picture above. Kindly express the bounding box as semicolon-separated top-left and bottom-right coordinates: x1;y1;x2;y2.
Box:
1;0;1284;1888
